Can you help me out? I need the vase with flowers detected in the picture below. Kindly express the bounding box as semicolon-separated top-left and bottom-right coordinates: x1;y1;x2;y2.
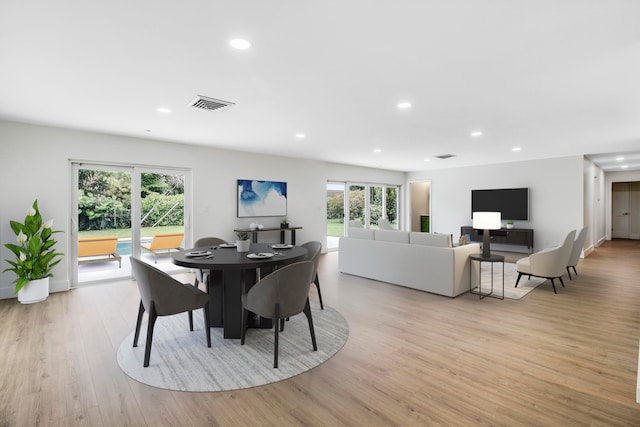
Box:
4;200;63;303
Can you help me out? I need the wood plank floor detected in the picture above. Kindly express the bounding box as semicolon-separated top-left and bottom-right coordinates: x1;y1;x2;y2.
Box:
1;240;639;426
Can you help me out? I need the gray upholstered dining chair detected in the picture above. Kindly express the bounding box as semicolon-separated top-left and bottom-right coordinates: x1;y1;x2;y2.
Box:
301;241;324;310
240;261;318;368
193;237;227;291
130;257;211;367
567;227;588;280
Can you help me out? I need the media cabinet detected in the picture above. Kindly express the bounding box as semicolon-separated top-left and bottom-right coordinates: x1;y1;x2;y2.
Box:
461;226;534;253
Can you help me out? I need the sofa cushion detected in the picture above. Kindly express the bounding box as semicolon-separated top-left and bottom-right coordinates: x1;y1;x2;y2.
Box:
375;230;409;243
348;227;375;240
410;232;452;248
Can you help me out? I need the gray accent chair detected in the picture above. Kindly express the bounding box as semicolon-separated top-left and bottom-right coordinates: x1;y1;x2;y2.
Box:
130;257;211;367
240;261;318;368
567;227;588;279
193;237;227;290
301;241;324;310
515;230;576;294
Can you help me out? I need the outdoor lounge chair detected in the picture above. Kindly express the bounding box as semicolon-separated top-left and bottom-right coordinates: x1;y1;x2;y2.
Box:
78;236;122;268
141;232;184;263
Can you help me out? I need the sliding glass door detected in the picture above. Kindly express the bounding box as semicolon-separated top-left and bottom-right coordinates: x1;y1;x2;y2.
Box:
71;162;190;286
326;181;401;248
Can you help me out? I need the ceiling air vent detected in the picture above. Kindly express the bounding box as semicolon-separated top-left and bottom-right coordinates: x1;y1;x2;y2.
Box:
189;95;235;112
435;154;456;160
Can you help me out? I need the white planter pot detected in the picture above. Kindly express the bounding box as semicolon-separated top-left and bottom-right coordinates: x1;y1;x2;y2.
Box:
18;277;49;304
236;240;251;253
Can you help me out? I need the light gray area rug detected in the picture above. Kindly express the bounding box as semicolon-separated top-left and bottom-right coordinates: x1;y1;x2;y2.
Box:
117;302;348;392
475;262;547;299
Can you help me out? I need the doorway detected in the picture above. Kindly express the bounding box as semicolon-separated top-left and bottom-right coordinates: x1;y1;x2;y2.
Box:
71;162;190;286
409;181;431;232
326;182;345;250
611;181;640;239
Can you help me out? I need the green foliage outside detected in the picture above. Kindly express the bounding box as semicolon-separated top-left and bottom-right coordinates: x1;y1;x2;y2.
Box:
77;225;184;239
78;170;184;231
327;186;398;227
326;219;344;237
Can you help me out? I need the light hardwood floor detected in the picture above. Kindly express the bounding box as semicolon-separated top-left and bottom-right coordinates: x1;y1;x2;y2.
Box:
1;240;639;426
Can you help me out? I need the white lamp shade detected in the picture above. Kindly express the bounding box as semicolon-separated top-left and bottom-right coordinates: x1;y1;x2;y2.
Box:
473;211;502;230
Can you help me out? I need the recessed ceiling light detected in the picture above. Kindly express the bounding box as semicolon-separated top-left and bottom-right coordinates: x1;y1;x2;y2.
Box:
373;148;382;153
230;39;251;50
470;131;483;137
616;156;625;161
512;147;522;152
424;158;431;162
156;107;171;113
621;165;629;169
397;102;411;109
295;133;305;139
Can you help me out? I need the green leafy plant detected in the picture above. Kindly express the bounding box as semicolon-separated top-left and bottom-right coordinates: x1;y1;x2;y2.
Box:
281;217;288;224
4;200;63;294
235;231;249;241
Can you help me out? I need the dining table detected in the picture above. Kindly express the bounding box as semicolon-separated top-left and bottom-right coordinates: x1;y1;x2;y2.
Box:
172;242;308;339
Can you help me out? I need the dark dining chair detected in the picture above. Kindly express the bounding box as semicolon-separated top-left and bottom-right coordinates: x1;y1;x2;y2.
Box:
130;257;211;367
193;237;227;291
301;241;324;309
240;261;318;368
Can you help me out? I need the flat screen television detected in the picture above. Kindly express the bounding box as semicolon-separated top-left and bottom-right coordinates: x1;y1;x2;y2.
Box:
471;188;529;221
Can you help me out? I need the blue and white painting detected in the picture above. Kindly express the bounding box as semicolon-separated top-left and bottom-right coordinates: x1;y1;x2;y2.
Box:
237;179;287;217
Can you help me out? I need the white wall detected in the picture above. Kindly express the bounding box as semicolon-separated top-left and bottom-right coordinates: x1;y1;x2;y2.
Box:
583;158;607;250
405;156;585;252
0;120;404;298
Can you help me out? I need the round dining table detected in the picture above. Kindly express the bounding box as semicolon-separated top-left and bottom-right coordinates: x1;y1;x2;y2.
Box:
172;243;307;339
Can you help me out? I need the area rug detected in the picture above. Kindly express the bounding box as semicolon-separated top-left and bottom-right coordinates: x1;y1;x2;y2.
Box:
476;262;547;299
117;302;348;392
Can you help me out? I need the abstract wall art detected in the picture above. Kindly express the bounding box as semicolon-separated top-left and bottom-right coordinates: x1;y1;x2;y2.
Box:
237;179;287;217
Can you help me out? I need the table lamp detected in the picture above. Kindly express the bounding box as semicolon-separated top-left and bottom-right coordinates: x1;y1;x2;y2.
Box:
473;211;502;258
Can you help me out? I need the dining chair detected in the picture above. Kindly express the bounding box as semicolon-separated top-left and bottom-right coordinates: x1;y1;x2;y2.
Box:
301;241;324;309
130;257;211;367
240;261;317;368
193;237;227;291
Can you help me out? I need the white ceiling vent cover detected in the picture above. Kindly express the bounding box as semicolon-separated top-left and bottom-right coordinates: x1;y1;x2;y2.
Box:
189;95;235;112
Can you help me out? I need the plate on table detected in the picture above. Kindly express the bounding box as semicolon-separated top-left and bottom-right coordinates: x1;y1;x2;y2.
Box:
185;250;212;257
218;243;237;248
247;252;274;259
272;244;293;249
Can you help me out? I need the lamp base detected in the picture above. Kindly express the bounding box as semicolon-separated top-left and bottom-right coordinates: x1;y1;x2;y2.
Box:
482;229;492;258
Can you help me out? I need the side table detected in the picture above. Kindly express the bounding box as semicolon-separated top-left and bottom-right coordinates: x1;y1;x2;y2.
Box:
469;254;505;300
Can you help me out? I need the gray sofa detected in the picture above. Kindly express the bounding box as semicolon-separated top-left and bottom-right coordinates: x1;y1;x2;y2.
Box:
339;229;480;297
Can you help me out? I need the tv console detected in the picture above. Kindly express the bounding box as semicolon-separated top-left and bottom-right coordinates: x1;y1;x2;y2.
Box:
460;226;534;254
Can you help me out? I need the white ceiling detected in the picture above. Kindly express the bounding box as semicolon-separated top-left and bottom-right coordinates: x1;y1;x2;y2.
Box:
1;1;639;172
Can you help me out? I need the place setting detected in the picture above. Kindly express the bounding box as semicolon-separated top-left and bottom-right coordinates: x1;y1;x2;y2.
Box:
218;243;237;248
246;252;276;259
184;250;213;259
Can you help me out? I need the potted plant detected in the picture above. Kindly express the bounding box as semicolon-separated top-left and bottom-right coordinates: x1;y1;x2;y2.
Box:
280;217;289;229
4;200;63;303
506;220;515;229
235;231;251;253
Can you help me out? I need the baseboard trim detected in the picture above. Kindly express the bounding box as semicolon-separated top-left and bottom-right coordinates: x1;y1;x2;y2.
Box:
584;245;595;257
0;280;70;300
